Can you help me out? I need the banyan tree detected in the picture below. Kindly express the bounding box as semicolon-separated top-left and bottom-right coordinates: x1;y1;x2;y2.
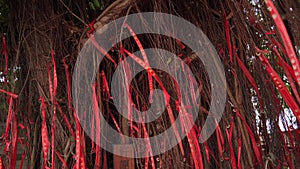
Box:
0;0;300;168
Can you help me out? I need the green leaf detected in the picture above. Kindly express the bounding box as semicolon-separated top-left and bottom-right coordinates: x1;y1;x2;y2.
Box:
93;0;101;9
89;2;96;11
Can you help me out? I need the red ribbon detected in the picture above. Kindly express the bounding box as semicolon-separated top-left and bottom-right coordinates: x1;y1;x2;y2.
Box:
265;0;300;87
74;111;81;169
234;109;262;164
226;118;237;169
0;156;5;169
88;34;116;66
55;151;69;169
224;12;233;62
234;46;263;111
272;47;300;104
257;50;300;122
0;89;18;99
40;97;50;168
10;101;18;169
92;83;101;168
62;58;72;109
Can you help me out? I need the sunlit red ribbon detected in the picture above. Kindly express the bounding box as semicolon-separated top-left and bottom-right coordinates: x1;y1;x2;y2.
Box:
74;111;81;169
179;106;203;169
272;47;300;105
265;0;300;87
40;97;50;168
256;49;300;122
0;89;18;99
92;83;101;168
0;156;4;169
88;34;116;66
80;130;87;169
123;23;154;102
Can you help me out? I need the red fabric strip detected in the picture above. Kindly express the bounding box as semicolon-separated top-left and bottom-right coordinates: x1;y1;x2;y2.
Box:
226;119;237;169
167;105;185;156
121;47;170;105
102;152;107;169
237;137;242;169
234;109;262;164
272;47;300;104
257;51;300;122
51;51;57;98
100;71;112;100
10;104;18;169
265;0;300;86
265;30;276;35
48;66;54;101
270;39;287;56
204;140;220;167
51;100;56;169
62;58;72;109
234;47;263;111
87;19;96;34
119;52;134;136
180;106;203;169
224;13;233;62
204;141;210;164
187;72;198;106
176;39;186;50
109;111;126;143
123;23;154;102
56;103;75;138
51;107;56;169
40;97;50;168
49;51;57;169
88;34;116;66
80;131;86;169
91;106;95;151
55;151;68;169
74;111;81;169
215;123;224;156
278;58;297;82
0;156;4;169
0;89;18;99
92;84;101;168
137;112;155;169
189;128;203;169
